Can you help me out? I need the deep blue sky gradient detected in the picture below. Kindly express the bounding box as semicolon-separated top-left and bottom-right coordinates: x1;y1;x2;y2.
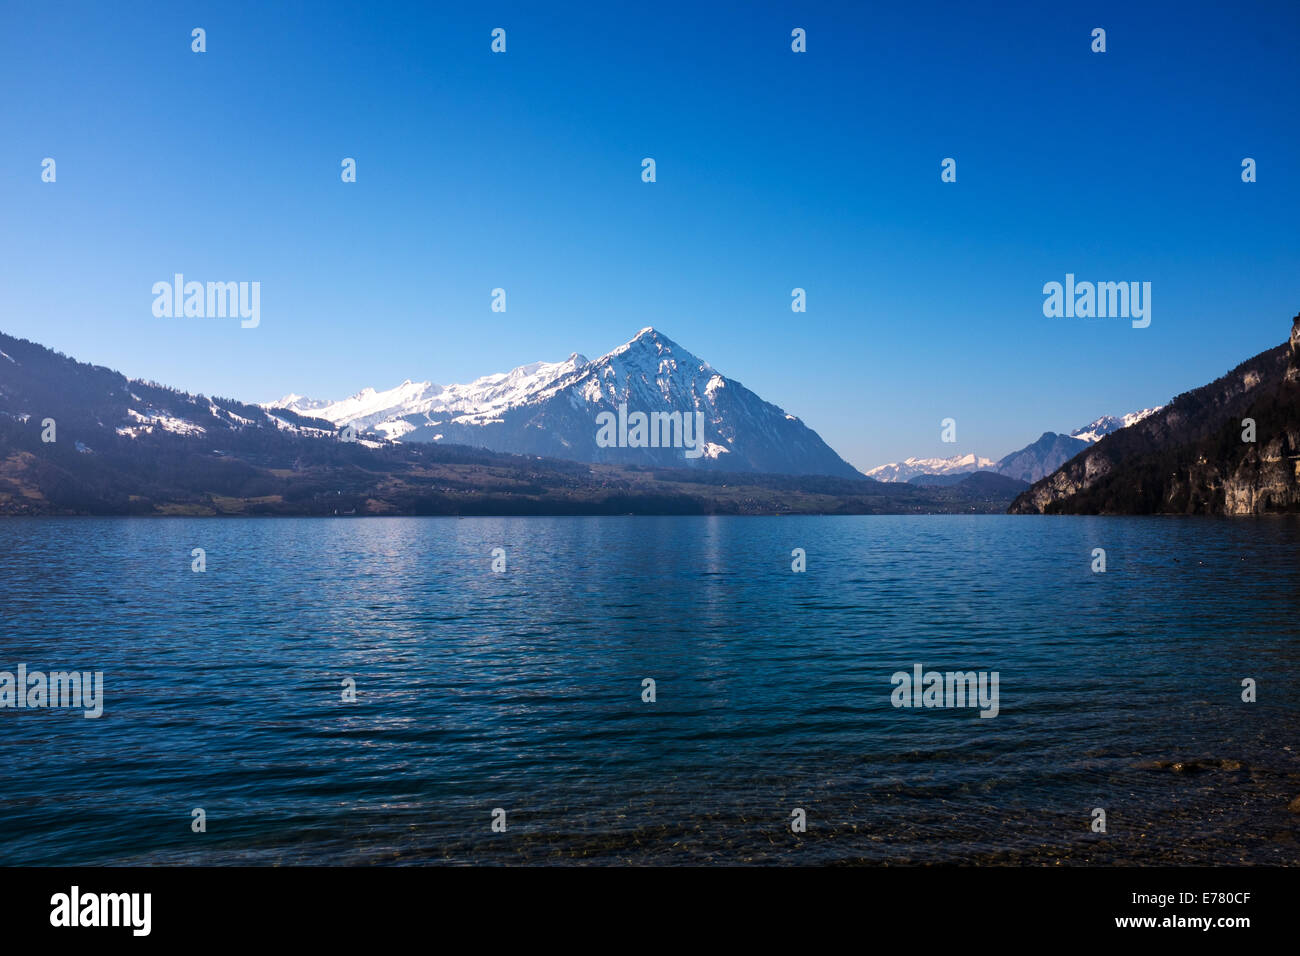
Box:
2;0;1297;469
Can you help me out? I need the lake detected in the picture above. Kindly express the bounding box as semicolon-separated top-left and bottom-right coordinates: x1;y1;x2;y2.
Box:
1;515;1297;865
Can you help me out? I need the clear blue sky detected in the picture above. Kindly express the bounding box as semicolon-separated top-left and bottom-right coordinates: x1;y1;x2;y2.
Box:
2;0;1297;471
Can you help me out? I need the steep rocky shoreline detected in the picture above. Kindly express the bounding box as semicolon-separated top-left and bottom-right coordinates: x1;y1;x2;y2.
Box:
1010;312;1300;515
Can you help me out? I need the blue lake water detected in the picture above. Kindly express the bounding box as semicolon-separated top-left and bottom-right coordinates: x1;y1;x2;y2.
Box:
1;515;1297;865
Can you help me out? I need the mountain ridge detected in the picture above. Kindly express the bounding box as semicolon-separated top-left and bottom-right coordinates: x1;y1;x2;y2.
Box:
865;407;1163;484
2;327;1027;516
268;327;862;478
1009;312;1300;514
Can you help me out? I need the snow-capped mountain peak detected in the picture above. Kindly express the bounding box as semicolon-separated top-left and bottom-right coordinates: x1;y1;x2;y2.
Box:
865;406;1167;483
271;380;432;432
266;352;593;432
1069;406;1163;443
597;327;708;370
260;329;862;478
267;392;319;409
864;453;997;483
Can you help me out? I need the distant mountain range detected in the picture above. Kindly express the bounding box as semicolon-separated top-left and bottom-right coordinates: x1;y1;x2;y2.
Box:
0;328;1024;516
866;408;1162;484
8;310;1292;518
268;325;1169;488
866;453;998;483
1012;312;1300;514
267;327;861;478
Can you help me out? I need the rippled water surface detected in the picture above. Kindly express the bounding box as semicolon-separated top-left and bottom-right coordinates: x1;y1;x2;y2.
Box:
1;515;1297;865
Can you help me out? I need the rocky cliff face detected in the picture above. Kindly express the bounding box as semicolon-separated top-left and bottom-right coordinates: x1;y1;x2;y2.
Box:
1010;312;1300;515
1215;314;1300;512
1287;313;1300;383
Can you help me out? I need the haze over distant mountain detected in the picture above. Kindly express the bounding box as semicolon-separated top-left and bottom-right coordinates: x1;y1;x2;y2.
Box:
866;407;1164;484
268;328;863;479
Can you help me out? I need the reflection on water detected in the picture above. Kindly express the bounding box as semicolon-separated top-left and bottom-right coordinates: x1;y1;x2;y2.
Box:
0;515;1297;865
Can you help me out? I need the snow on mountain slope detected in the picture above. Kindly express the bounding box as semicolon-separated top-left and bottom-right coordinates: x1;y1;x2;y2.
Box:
268;380;441;430
268;354;588;431
1069;407;1163;443
864;453;997;483
866;407;1166;482
266;328;862;477
0;329;337;446
116;408;208;439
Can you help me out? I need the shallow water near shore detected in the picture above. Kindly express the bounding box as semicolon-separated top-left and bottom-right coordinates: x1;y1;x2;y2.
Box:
1;515;1297;865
